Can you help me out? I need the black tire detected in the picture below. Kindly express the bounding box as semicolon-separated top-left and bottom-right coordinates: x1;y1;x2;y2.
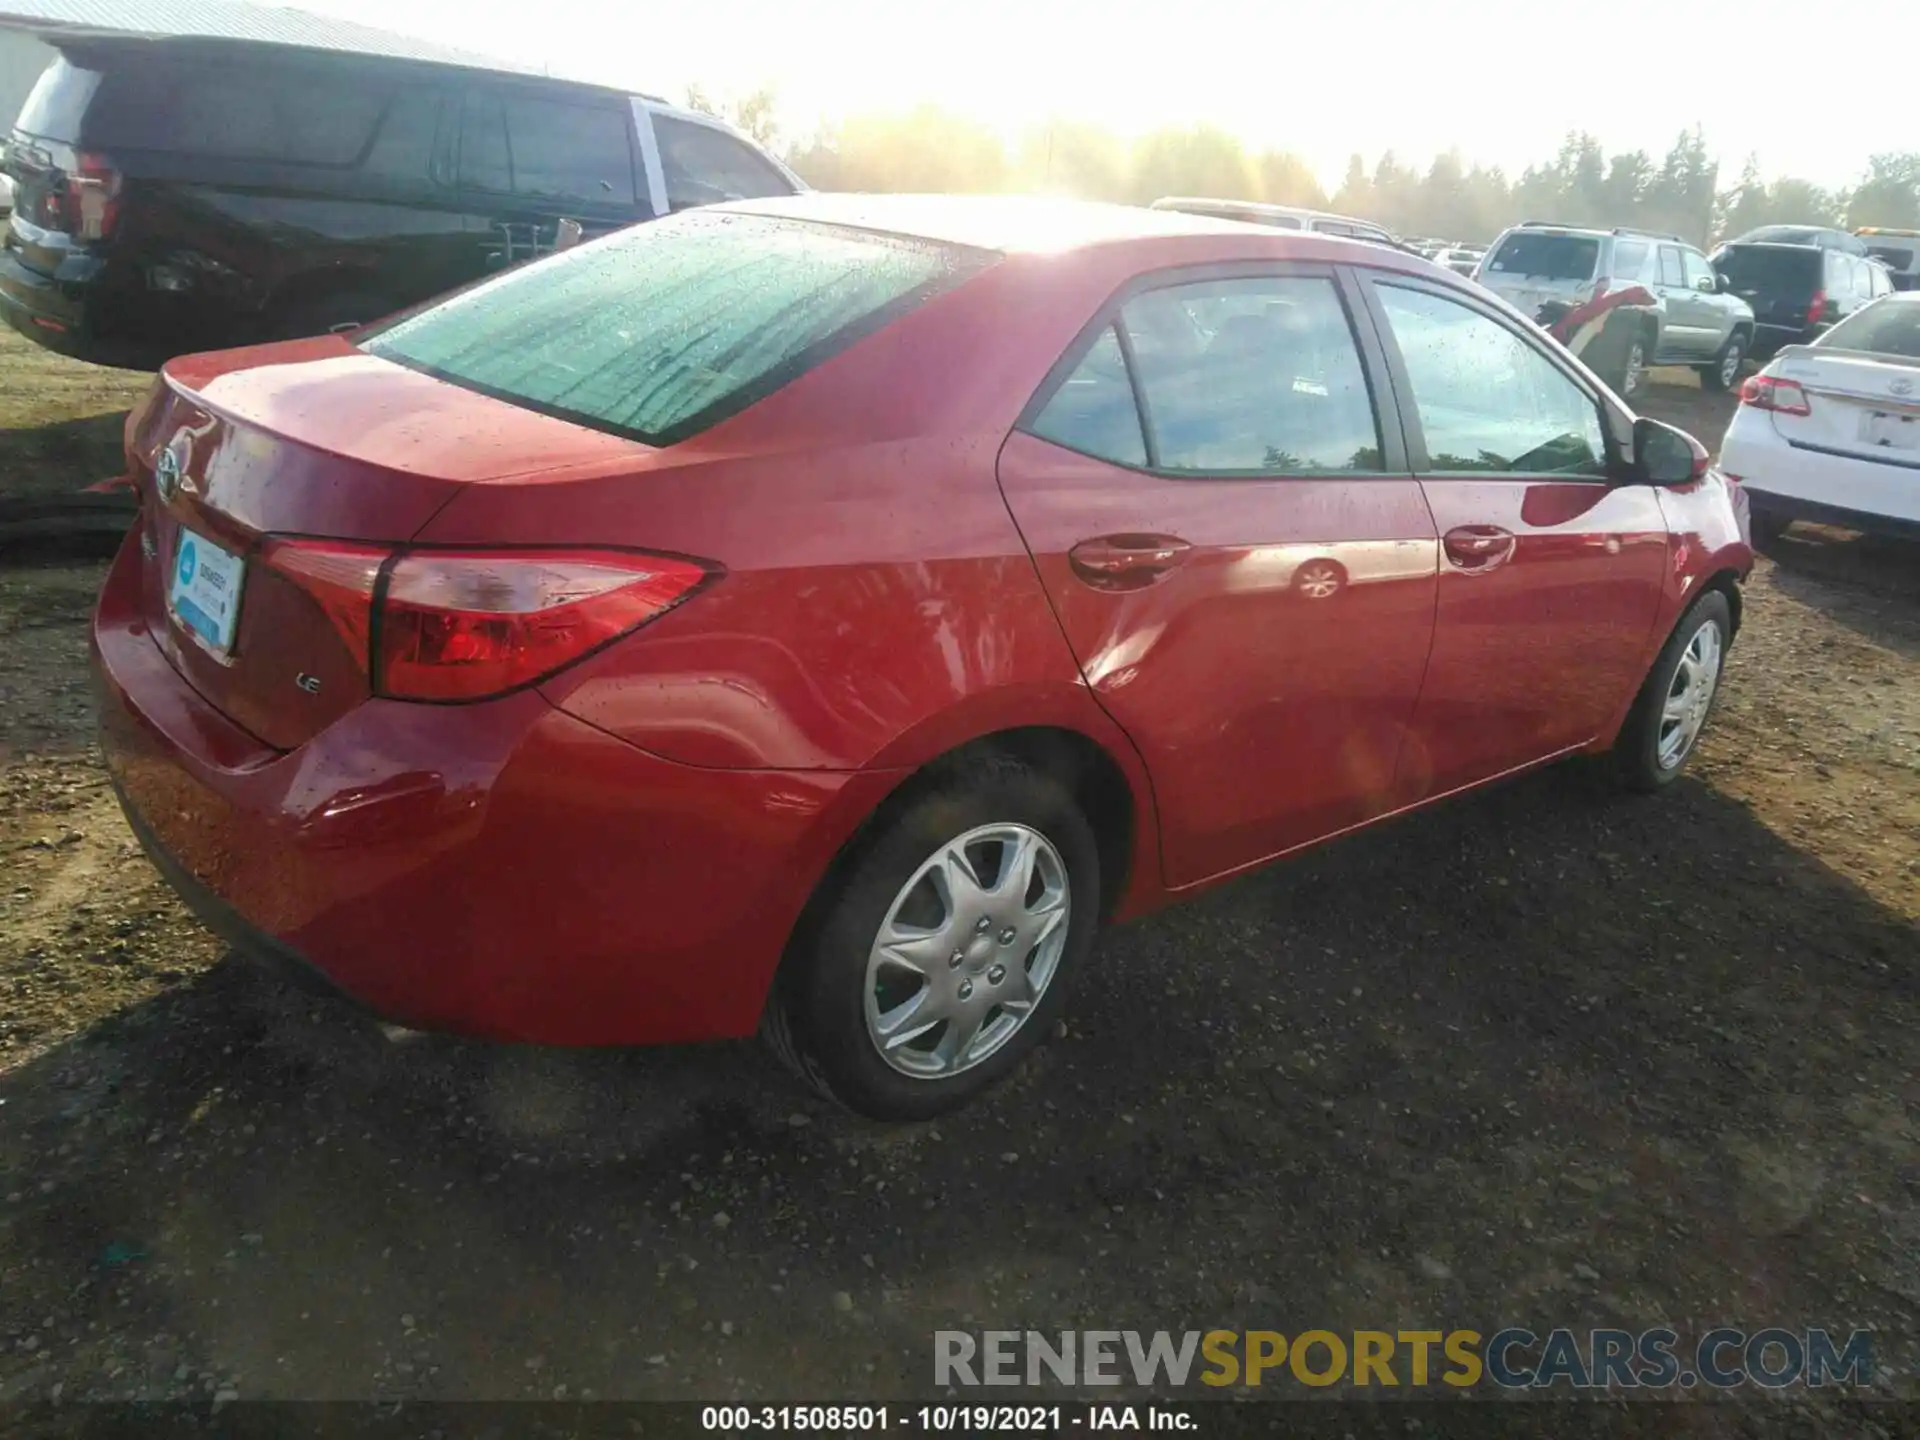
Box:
762;755;1100;1120
1750;508;1789;549
1611;330;1650;400
1700;331;1748;392
1612;589;1733;792
268;290;391;342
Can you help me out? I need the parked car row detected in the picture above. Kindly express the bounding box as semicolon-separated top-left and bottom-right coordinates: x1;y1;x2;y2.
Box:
1;36;802;367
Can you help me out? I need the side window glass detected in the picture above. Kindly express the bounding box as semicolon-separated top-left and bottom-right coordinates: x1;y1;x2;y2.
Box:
1027;325;1146;466
1610;239;1648;279
1121;276;1383;473
1377;285;1607;477
1681;249;1714;289
1657;246;1686;287
363;89;443;183
458;88;510;192
504;97;635;204
653;115;794;209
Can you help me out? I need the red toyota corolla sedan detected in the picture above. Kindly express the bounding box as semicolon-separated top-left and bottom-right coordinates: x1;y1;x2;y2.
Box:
94;195;1751;1118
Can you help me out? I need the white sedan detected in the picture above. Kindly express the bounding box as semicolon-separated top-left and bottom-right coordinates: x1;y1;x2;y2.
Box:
1719;292;1920;544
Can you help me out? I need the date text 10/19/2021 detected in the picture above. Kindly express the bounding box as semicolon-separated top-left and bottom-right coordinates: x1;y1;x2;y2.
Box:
702;1407;1190;1431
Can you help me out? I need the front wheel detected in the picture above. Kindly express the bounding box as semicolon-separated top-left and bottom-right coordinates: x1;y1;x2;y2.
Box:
1612;590;1732;791
1700;332;1747;392
762;755;1100;1120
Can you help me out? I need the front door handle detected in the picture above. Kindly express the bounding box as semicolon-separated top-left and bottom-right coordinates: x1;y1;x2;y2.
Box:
1068;534;1192;590
1442;524;1516;571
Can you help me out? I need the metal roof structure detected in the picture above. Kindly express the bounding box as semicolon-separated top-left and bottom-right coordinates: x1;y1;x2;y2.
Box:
0;0;543;75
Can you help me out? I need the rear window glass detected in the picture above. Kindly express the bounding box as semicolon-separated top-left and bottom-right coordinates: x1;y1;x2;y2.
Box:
1485;233;1599;281
362;211;996;446
86;59;390;164
1714;246;1820;295
1818;300;1920;359
13;57;102;142
1609;239;1649;278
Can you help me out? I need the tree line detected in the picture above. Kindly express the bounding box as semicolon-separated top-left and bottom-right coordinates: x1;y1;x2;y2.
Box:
687;88;1920;248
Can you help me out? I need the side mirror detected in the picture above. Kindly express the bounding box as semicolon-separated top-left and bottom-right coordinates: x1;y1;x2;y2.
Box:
1633;417;1709;486
1696;273;1717;292
1714;272;1733;293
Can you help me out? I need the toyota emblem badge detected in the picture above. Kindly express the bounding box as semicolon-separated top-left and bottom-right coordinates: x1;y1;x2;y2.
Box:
1891;376;1914;398
155;435;188;502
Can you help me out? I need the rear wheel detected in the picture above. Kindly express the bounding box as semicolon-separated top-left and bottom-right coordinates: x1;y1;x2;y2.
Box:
1612;590;1731;791
1613;332;1649;400
1700;331;1747;392
763;756;1100;1120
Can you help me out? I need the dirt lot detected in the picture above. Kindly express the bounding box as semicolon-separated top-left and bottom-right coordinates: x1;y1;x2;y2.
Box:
0;333;1916;1430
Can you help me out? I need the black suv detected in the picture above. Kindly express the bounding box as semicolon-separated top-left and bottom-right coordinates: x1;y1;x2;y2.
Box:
1;39;802;368
1711;241;1893;361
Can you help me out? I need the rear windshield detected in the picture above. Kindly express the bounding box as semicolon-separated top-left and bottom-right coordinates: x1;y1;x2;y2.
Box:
1713;245;1820;295
13;57;102;142
362;211;996;446
1818;300;1920;359
1484;233;1599;281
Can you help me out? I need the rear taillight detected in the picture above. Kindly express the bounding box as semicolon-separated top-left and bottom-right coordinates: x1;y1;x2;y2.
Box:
61;152;122;241
1739;374;1811;416
264;542;713;703
261;539;387;672
1806;290;1827;327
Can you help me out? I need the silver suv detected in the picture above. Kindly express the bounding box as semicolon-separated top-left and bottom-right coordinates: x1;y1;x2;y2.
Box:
1474;222;1755;398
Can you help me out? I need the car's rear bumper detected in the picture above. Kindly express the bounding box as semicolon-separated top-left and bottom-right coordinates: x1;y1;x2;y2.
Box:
92;524;905;1046
1720;412;1920;537
2;246;195;369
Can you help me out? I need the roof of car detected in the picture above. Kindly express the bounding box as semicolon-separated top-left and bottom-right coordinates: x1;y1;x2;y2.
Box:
0;0;540;72
725;193;1291;253
1151;197;1387;229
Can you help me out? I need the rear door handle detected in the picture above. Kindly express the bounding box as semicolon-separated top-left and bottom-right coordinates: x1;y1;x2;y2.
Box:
1068;534;1192;590
1442;524;1516;571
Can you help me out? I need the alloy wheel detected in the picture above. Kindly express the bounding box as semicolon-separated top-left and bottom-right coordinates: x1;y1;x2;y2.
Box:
1657;619;1723;770
863;823;1070;1079
1296;560;1343;599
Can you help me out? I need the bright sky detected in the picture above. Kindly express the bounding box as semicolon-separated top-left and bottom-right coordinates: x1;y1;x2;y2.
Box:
296;0;1903;192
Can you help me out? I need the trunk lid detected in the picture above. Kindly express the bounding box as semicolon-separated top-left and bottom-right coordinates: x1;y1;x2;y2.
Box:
134;338;654;749
1765;345;1920;465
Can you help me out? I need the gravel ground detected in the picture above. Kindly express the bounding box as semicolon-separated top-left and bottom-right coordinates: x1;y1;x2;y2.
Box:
0;345;1915;1429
